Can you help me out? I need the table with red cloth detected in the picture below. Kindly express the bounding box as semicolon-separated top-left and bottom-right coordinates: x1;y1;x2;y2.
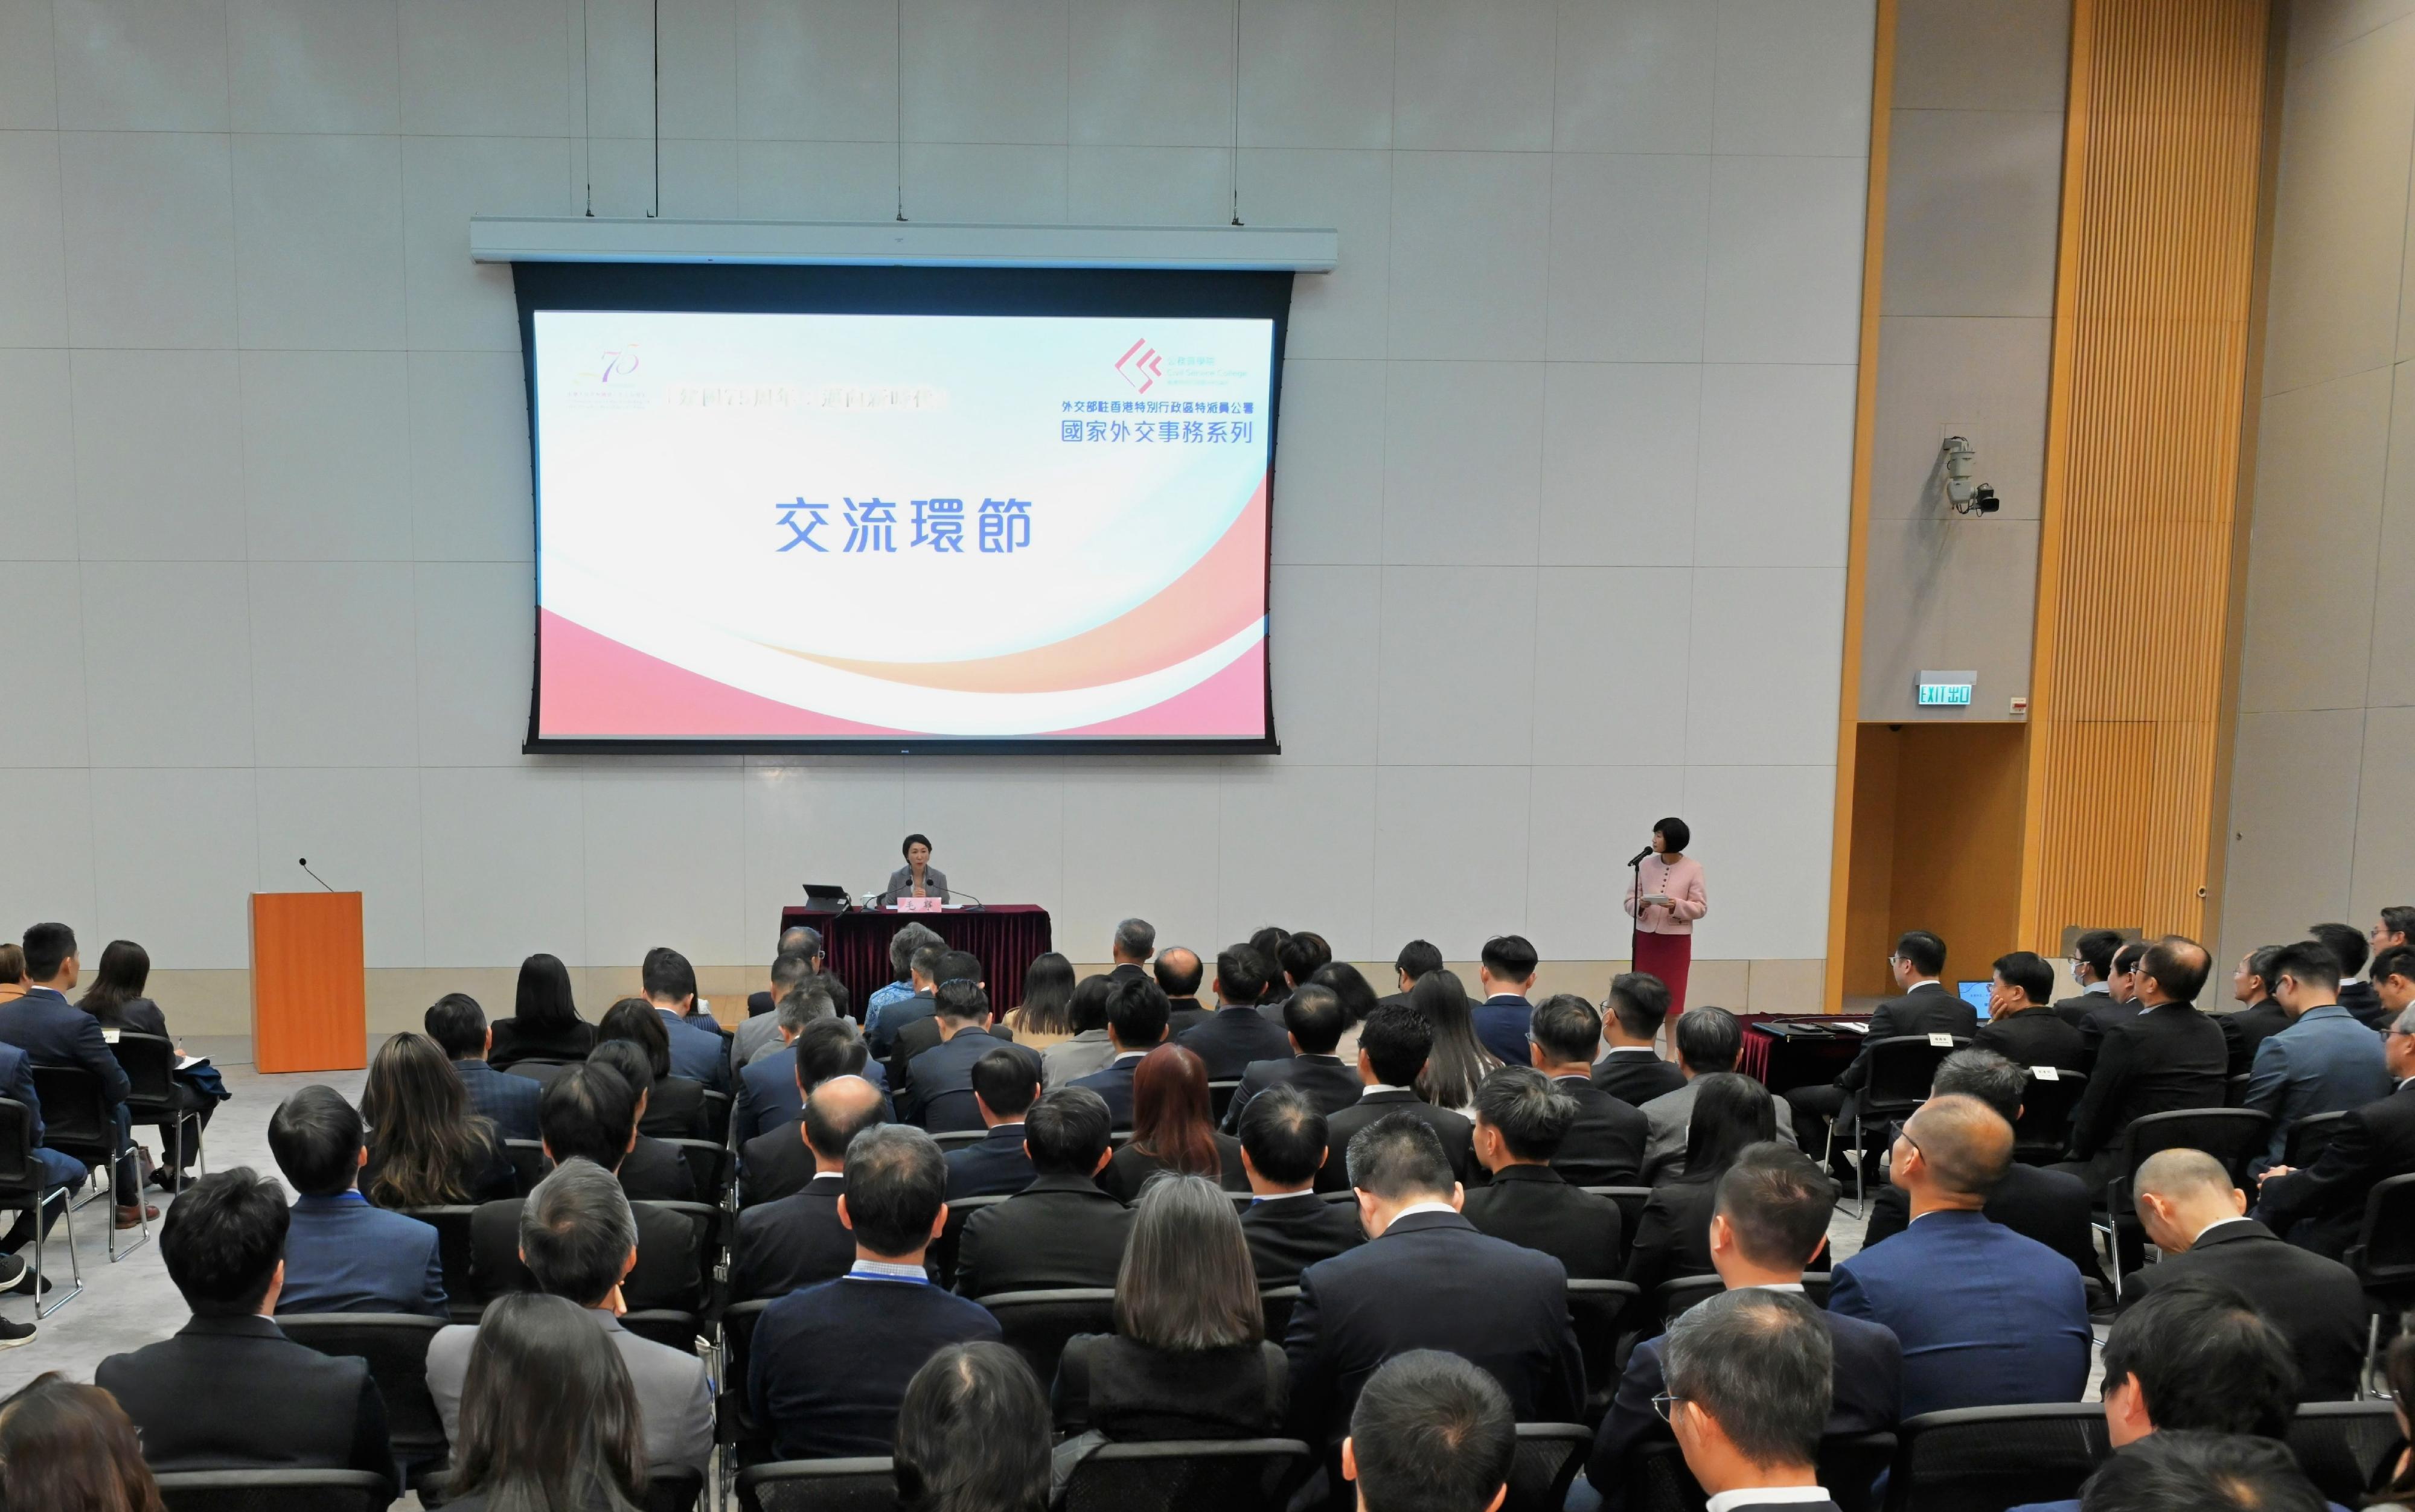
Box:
782;904;1053;1018
1733;1011;1874;1094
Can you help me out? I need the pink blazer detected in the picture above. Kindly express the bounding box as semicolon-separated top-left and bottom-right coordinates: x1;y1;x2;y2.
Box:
1623;854;1706;935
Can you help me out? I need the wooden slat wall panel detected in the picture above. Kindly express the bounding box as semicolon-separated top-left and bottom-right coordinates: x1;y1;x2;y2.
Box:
2021;0;2269;951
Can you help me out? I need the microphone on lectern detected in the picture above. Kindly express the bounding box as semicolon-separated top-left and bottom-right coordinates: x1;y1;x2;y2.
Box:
298;858;336;892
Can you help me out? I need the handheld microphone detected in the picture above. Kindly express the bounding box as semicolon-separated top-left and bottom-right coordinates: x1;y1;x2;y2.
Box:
1626;846;1654;867
298;858;335;892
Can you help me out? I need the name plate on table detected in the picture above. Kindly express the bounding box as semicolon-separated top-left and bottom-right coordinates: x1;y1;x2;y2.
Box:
895;895;944;913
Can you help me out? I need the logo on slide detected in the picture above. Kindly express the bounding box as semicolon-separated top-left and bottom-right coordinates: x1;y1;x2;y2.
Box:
1115;338;1165;394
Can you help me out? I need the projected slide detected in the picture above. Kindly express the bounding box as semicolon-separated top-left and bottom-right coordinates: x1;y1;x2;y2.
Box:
528;307;1276;747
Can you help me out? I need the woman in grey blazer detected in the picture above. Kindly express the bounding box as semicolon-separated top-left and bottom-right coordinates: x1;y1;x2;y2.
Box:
880;832;949;904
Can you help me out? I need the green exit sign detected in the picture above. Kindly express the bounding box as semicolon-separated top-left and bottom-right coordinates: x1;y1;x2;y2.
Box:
1917;670;1975;706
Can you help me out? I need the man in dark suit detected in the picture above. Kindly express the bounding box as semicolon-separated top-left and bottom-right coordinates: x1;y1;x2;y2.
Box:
952;1086;1132;1297
1787;930;1973;1176
1593;971;1686;1108
1587;1144;1899;1502
1177;943;1294;1078
944;1050;1040;1199
736;975;852;1140
900;980;1035;1132
2058;936;2228;1195
884;950;997;1069
1829;1094;2091;1416
1284;1112;1584;1455
1276;933;1335;1006
1224;983;1361;1131
1238;1087;1364;1286
2254;1000;2415;1257
584;1041;696;1202
2127;1147;2367;1400
267;1085;446;1317
2050;928;2125;1034
740;1018;883;1206
867;940;945;1061
96;1169;395;1494
1108;917;1154;984
641;946;732;1094
1317;1004;1478;1193
1526;994;1648;1185
2242;940;2394;1174
1376;940;1445;1015
750;1126;1002;1460
2219;946;2291;1077
1069;976;1170;1128
1471;934;1540;1070
1344;1351;1516;1512
2076;939;2151;1067
732;1074;889;1301
2312;922;2389;1029
1460;1067;1621;1278
1663;1290;1854;1512
1156;947;1214;1037
1974;951;2087;1072
0;922;146;1228
424;992;542;1142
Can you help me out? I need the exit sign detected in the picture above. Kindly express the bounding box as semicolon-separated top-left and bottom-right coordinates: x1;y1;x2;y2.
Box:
1917;671;1975;706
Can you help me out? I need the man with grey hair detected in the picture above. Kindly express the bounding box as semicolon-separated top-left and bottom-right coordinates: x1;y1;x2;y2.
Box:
865;922;944;1049
425;1158;712;1473
735;949;818;1070
1661;1289;1840;1512
1110;917;1156;981
737;972;847;1141
868;938;948;1059
2256;991;2415;1257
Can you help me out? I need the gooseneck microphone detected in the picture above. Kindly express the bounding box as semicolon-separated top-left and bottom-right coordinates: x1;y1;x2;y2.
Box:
1626;846;1654;867
298;858;335;892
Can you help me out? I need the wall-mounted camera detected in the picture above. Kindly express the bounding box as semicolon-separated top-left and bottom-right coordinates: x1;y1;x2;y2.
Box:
1939;436;2000;515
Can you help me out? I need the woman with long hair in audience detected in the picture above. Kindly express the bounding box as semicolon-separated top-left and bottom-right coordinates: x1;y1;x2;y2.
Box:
1099;1045;1249;1201
1003;952;1078;1046
1622;1074;1782;1293
896;1342;1051;1512
441;1292;648;1512
1054;1174;1287;1441
1311;961;1380;1064
490;952;592;1068
1410;969;1499;1115
597;998;705;1140
74;939;217;1184
0;1373;164;1512
360;1031;514;1208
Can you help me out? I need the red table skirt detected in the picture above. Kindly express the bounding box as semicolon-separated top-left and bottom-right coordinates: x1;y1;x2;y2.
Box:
1735;1011;1872;1093
782;904;1054;1017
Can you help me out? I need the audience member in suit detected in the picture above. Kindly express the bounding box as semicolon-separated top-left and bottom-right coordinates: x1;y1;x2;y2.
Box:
1284;1112;1585;1455
868;940;945;1062
1626;1074;1775;1293
584;1040;697;1202
1055;1173;1288;1441
946;1049;1042;1199
1786;930;1972;1176
1828;1093;2091;1415
735;972;838;1135
1157;948;1215;1038
1177;944;1296;1079
734;941;818;1070
360;1030;515;1209
953;1086;1134;1297
2254;998;2415;1256
732;1074;889;1301
0;923;144;1227
2220;946;2293;1079
266;1085;447;1318
1975;951;2088;1072
888;949;1004;1073
740;1016;876;1207
1526;994;1649;1185
1108;916;1156;982
1660;1290;1850;1512
639;946;732;1095
2076;940;2151;1067
2058;936;2228;1195
1312;960;1382;1066
1462;1067;1622;1279
2050;928;2126;1036
2241;940;2393;1174
1041;972;1119;1089
76;937;216;1180
751;1125;1003;1461
469;1064;700;1313
0;1039;86;1309
599;996;710;1140
1345;1350;1517;1512
430;1292;651;1512
1470;934;1541;1071
1238;1087;1365;1286
1640;1008;1797;1182
1317;1003;1480;1193
95;1169;395;1494
487;951;594;1069
1587;1144;1901;1502
894;1342;1055;1512
1070;975;1172;1128
1276;933;1335;1005
2125;1148;2366;1400
1102;1044;1249;1201
1860;1048;2108;1287
1223;984;1362;1130
1412;969;1502;1117
903;980;1037;1133
427;1160;712;1476
1594;972;1688;1109
1374;940;1445;1017
2312;922;2389;1029
423;992;542;1143
2079;1432;2329;1512
863;921;942;1042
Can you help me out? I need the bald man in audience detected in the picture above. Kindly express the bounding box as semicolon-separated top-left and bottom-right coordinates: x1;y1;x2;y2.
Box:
1157;947;1214;1038
1826;1094;2091;1416
2125;1148;2366;1400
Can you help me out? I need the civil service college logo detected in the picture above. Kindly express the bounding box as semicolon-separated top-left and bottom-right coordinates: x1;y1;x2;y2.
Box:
1115;337;1165;394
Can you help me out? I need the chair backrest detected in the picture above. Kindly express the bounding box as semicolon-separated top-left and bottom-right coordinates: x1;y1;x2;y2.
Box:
2285;1110;2352;1172
1655;1275;1724;1327
504;1059;578;1086
2225;1070;2253;1107
1582;1186;1653;1237
647;1465;707;1512
2286;1401;2404;1506
1208;1079;1243;1122
664;1137;732;1198
619;1308;703;1353
1260;1284;1301;1340
0;1097;46;1199
1863;1036;1967;1112
1063;1437;1315;1512
977;1287;1119;1385
112;1032;181;1104
2012;1070;2088;1157
634;1199;724;1311
720;1298;775;1453
930;1129;988;1152
1884;1404;2111;1512
1505;1423;1593;1512
1564;1279;1643;1405
2352;1172;2415;1284
272;1313;449;1461
699;1089;734;1146
930;1195;1008;1289
26;1064;109;1153
400;1204;485;1324
737;1457;898;1512
154;1469;392;1512
2115;1108;2274;1193
504;1138;550;1195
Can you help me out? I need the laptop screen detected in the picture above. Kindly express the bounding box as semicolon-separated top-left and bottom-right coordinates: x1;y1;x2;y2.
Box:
1957;981;1992;1021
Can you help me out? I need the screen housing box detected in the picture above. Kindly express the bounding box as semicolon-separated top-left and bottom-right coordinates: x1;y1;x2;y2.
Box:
473;216;1339;272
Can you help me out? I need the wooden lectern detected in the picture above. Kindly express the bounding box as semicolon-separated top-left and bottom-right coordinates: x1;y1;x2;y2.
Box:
251;892;367;1074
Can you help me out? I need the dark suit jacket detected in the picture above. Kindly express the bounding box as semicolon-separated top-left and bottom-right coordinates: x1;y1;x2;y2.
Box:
1166;998;1215;1038
903;1030;1036;1132
1054;1333;1288;1440
1547;1075;1649;1186
2050;990;2107;1033
736;1050;891;1145
1862;1162;2104;1287
2065;1001;2228;1159
740;1123;819;1209
2221;1000;2293;1077
868;992;938;1060
1099;1135;1250;1203
890;1013;1014;1072
487;1017;593;1068
2256;1079;2415;1256
620;1135;697;1203
640;1075;709;1141
2122;1219;2367;1400
2340;979;2390;1030
1462;1164;1623;1278
1473;996;1534;1069
1070;1053;1148;1128
472;1195;700;1313
0;986;129;1111
1242;1192;1365;1286
952;1173;1133;1297
1179;1005;1295;1079
278;1194;448;1318
1587;1305;1902;1496
96;1315;395;1492
1284;1210;1583;1448
1593;1048;1687;1108
1622;1174;1718;1292
453;1059;542;1141
1837;983;1975;1092
749;1276;1001;1461
944;1122;1035;1199
1975;1007;2088;1072
656;1008;732;1095
1316;1091;1478;1193
732;1172;856;1301
1223;1053;1361;1130
2077;996;2144;1068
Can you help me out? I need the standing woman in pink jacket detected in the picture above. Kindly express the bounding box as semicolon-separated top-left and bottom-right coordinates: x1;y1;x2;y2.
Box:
1624;817;1707;1013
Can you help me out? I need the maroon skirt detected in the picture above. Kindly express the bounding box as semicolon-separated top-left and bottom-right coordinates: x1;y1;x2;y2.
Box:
1631;931;1694;1015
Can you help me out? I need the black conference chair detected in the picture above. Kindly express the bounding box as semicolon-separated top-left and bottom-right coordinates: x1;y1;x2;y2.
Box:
979;1287;1118;1386
636;1199;726;1315
1882;1403;2111;1512
401;1204;485;1324
2012;1068;2087;1165
2285;1109;2352;1172
1208;1079;1243;1123
154;1470;392;1512
1837;1036;1969;1211
29;1062;146;1259
1566;1278;1644;1418
1505;1424;1595;1512
2098;1107;2273;1293
502;1058;578;1086
664;1137;732;1199
2347;1172;2415;1390
699;1089;734;1147
503;1138;550;1195
2225;1070;2253;1107
1582;1185;1653;1243
1063;1438;1316;1512
619;1308;704;1353
0;1096;82;1316
114;1031;205;1187
1259;1284;1301;1340
275;1313;449;1483
647;1466;707;1512
718;1298;776;1464
737;1458;898;1512
929;1129;987;1153
1653;1272;1835;1329
929;1194;1007;1290
2286;1402;2403;1506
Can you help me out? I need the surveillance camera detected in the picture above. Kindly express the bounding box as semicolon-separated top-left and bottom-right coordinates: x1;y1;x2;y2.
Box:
1966;484;1999;515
